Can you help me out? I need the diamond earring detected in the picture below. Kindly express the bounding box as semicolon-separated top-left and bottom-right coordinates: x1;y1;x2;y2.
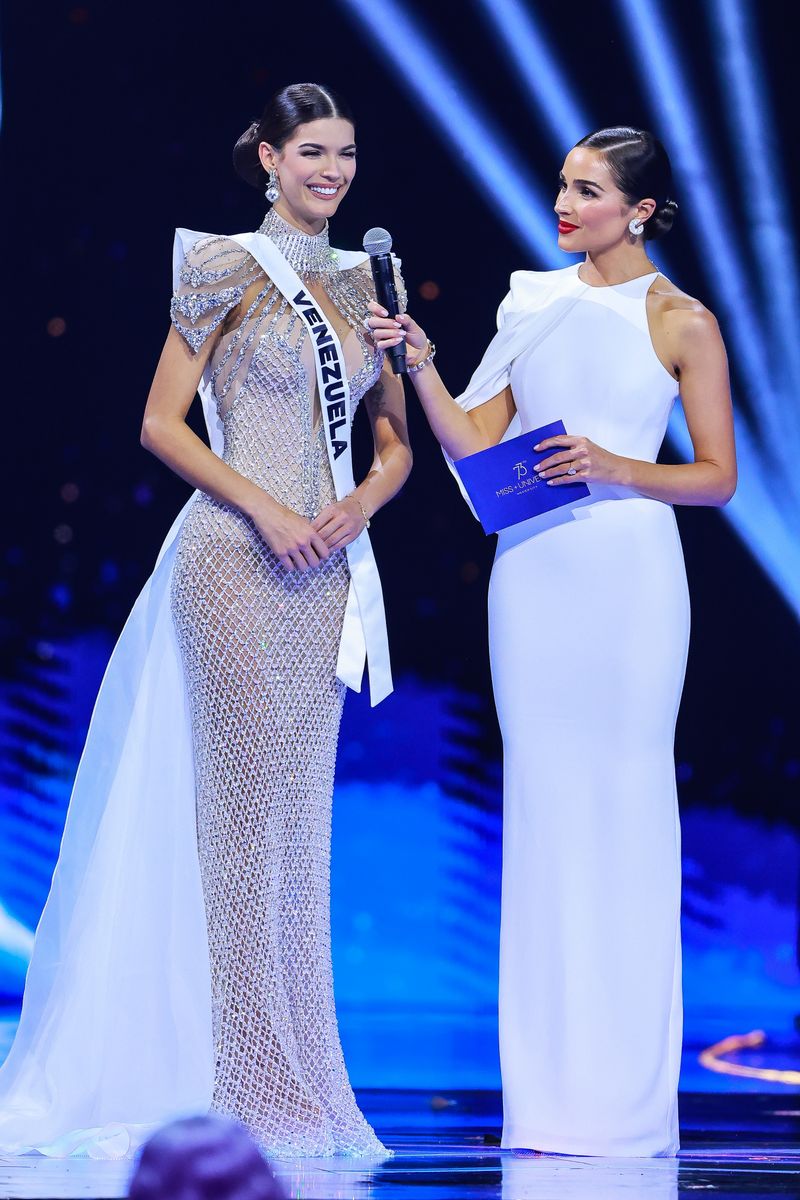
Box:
265;169;280;204
628;217;644;237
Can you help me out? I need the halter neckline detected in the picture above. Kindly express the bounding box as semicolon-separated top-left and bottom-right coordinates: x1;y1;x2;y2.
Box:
575;264;659;291
256;208;339;277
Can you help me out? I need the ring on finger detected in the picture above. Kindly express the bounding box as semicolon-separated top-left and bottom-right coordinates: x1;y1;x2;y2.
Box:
567;466;578;476
363;317;372;332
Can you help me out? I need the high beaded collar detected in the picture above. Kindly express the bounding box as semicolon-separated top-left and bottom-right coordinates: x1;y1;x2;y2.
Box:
256;208;338;276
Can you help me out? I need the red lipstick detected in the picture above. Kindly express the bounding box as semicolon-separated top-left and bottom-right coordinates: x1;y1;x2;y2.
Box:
558;221;579;235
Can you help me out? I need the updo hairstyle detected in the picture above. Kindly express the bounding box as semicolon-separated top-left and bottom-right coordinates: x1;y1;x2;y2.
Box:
576;127;678;240
232;83;354;190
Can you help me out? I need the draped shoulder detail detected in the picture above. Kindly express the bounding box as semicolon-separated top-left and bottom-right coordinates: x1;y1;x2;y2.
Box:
443;265;586;513
170;231;265;353
497;266;577;328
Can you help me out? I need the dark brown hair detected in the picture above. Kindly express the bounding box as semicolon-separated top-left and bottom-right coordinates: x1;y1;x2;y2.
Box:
233;83;354;190
576;127;678;240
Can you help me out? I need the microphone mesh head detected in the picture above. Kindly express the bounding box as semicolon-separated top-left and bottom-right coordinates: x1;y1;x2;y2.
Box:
363;227;393;256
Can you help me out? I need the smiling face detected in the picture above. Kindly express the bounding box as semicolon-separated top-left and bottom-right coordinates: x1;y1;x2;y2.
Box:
554;146;655;253
258;117;356;232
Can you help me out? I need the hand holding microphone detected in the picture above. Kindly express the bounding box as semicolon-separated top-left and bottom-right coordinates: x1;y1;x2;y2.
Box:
363;227;431;374
367;302;429;369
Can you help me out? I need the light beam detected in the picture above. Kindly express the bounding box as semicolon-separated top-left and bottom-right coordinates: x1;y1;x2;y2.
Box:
338;0;561;264
473;0;590;150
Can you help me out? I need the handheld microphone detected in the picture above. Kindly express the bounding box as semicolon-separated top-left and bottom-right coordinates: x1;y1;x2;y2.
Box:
363;227;406;375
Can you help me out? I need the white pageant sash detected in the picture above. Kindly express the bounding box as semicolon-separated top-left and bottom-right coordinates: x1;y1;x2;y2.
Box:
231;231;392;706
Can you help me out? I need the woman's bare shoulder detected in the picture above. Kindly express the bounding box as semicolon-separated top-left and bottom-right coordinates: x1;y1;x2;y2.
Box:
649;276;721;338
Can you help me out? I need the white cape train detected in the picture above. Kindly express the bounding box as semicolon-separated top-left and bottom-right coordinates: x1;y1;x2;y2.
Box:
0;489;212;1158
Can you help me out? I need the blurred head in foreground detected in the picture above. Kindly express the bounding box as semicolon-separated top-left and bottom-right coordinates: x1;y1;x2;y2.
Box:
128;1115;284;1200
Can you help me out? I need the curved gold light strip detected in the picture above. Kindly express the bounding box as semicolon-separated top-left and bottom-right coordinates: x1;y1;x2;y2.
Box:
699;1029;800;1085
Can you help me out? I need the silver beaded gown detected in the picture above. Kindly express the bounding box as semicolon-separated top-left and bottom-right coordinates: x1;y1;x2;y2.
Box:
168;209;395;1158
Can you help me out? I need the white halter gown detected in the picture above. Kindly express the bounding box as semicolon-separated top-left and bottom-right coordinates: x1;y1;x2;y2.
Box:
461;263;687;1157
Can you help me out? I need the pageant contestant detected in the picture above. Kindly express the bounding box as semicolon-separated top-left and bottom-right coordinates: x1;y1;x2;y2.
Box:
369;128;735;1157
0;83;410;1159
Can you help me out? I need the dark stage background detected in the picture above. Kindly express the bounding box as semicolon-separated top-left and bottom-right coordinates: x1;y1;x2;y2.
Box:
0;0;798;1088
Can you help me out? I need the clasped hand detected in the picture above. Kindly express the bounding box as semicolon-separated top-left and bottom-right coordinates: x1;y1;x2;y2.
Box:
534;434;626;486
311;496;367;551
253;496;366;573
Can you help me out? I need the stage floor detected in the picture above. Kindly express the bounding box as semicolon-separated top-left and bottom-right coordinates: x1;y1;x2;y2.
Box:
0;1091;798;1199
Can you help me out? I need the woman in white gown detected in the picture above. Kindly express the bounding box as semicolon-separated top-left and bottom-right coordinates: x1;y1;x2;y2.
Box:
369;127;736;1157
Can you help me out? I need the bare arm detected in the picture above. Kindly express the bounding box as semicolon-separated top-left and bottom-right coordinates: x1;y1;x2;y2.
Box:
627;306;736;504
141;325;331;571
142;326;263;513
312;355;413;549
536;303;736;506
357;360;413;514
367;302;515;459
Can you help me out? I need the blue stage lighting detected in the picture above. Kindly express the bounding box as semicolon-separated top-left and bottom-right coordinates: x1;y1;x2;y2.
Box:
707;0;800;431
473;0;590;149
667;411;800;618
337;0;561;265
338;0;800;615
615;0;800;613
613;0;783;442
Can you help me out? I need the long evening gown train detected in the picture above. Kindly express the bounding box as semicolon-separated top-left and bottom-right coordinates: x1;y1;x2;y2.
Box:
0;209;397;1159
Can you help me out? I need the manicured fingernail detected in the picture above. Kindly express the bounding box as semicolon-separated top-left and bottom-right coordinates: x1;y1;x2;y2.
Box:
534;443;542;450
379;307;388;316
546;480;555;486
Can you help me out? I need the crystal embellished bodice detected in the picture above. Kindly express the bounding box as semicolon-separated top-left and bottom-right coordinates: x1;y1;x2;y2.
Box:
166;218;397;1158
171;208;386;515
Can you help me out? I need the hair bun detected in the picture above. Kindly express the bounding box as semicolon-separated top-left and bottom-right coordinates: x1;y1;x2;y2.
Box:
650;197;678;239
576;129;678;241
232;120;266;190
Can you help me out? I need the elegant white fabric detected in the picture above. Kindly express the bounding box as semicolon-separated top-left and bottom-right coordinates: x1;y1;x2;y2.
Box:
0;230;387;1159
455;265;687;1157
444;271;586;511
0;498;212;1158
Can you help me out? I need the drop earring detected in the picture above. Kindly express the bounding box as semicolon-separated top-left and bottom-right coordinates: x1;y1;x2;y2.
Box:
265;169;280;204
628;217;644;237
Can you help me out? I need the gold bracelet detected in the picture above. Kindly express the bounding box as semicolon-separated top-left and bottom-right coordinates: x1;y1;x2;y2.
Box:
352;496;371;529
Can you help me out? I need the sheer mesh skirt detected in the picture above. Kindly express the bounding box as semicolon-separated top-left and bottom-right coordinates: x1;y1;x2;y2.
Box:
171;496;383;1156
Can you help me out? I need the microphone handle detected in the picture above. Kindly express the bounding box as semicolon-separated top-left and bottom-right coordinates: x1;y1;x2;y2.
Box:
369;252;406;375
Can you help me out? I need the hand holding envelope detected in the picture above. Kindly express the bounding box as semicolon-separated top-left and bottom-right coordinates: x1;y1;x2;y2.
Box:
454;419;590;534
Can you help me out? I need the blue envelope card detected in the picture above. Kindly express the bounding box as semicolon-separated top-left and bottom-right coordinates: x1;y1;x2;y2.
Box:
454;420;590;534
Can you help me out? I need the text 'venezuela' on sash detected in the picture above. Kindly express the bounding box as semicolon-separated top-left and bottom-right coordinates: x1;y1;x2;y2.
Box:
293;288;348;459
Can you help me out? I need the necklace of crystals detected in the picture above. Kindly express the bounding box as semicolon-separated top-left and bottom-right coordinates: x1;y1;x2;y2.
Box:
257;208;340;280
